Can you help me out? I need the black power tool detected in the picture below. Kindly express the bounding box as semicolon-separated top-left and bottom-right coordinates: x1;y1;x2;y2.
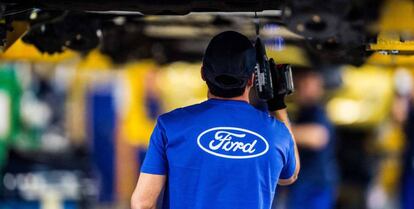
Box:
254;37;294;100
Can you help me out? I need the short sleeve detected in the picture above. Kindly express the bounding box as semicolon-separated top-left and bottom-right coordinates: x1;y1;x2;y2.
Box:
140;119;168;175
279;125;296;180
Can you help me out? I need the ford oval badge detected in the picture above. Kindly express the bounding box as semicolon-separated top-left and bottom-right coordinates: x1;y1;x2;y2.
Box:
197;127;269;159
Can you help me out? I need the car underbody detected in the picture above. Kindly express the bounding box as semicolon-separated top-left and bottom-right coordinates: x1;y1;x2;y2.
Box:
0;0;406;67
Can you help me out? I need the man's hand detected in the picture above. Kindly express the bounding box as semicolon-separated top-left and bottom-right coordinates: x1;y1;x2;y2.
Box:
131;173;166;209
266;59;287;111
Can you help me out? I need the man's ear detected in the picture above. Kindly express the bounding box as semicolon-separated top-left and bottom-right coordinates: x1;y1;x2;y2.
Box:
201;67;206;81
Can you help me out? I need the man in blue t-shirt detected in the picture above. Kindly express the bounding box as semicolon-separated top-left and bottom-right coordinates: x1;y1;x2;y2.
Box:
131;31;300;209
284;68;338;209
402;101;414;209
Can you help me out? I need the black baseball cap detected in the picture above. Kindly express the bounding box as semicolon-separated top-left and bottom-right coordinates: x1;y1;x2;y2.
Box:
202;31;256;97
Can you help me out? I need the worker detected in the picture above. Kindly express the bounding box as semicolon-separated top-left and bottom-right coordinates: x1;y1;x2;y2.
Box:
402;90;414;209
130;31;300;209
285;68;338;209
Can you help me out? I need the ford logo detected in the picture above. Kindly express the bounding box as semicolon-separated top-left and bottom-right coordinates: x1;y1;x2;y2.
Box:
197;127;269;159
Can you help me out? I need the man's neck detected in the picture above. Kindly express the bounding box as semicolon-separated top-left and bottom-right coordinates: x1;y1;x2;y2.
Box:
207;92;250;103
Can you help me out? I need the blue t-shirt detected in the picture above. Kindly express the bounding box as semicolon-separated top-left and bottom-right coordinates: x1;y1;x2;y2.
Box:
141;98;296;209
404;103;414;175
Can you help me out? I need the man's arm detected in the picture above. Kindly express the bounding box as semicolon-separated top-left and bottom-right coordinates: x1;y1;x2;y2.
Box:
291;124;329;150
270;109;300;186
131;173;166;209
132;118;168;209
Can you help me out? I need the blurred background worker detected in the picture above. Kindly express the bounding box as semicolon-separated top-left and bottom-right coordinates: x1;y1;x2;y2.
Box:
402;88;414;209
285;68;338;209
